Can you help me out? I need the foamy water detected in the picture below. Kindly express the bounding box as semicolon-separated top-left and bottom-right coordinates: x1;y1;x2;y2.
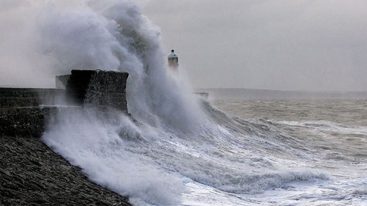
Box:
43;98;367;205
4;0;365;205
209;99;367;205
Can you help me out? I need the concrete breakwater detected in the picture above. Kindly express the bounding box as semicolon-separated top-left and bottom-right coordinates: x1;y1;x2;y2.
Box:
0;70;131;205
0;70;129;137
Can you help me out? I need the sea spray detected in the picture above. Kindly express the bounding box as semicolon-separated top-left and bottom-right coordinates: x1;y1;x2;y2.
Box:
25;0;204;204
43;108;185;205
0;0;207;132
1;1;336;205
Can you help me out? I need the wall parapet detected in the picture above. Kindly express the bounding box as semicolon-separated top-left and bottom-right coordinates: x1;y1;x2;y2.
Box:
0;70;129;137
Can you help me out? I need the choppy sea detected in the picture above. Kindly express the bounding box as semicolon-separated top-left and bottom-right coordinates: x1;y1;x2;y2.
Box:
6;0;366;205
205;90;367;205
43;89;367;206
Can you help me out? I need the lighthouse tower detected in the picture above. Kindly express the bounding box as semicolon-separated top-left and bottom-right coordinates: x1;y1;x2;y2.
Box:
168;50;179;70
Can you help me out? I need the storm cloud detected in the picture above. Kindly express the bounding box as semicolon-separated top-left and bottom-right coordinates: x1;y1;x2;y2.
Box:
144;0;367;91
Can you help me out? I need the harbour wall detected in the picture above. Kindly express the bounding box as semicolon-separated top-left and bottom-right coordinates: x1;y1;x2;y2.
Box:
0;70;129;137
0;70;132;205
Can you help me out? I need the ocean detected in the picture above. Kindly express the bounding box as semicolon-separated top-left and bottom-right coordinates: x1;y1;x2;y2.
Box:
13;1;364;205
204;90;367;205
43;89;367;206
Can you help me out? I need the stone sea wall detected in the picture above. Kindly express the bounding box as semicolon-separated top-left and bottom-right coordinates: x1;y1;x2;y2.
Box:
0;70;129;138
0;70;131;205
0;88;65;108
0;107;53;138
68;70;129;111
0;135;131;206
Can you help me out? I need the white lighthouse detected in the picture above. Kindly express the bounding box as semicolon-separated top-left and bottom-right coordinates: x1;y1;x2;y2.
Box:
168;49;179;70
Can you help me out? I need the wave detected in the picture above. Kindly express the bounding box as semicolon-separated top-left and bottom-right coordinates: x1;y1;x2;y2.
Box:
43;101;329;205
276;120;367;136
3;0;334;205
43;109;185;205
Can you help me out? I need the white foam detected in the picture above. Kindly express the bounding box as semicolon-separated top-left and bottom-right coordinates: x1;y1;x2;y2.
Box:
4;1;365;205
277;120;367;136
43;109;184;205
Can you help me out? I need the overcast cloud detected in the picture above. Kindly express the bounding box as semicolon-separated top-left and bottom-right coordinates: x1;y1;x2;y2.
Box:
144;0;367;91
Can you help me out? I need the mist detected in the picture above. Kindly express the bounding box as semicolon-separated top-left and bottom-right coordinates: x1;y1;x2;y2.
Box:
1;1;367;206
2;0;366;91
0;0;143;88
0;0;208;204
144;0;367;91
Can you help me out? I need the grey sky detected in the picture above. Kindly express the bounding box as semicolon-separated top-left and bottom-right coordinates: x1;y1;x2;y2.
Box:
144;0;367;91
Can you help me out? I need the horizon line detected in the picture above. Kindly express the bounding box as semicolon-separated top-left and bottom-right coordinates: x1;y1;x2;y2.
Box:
196;87;367;93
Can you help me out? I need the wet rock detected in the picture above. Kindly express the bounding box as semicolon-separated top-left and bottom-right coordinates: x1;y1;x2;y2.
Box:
0;136;131;206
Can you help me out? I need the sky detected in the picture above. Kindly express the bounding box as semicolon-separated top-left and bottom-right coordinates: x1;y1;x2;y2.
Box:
143;0;367;91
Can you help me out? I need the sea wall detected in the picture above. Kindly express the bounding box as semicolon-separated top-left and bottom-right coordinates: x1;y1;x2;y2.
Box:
0;70;131;205
0;70;129;138
0;88;65;108
67;70;129;112
0;89;66;138
0;107;54;138
0;135;131;206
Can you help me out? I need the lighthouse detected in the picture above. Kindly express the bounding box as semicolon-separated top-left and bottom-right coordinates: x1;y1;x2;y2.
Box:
168;49;179;70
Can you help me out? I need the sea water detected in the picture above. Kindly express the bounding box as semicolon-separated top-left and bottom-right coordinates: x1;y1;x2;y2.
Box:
43;91;367;206
7;0;363;205
201;95;367;206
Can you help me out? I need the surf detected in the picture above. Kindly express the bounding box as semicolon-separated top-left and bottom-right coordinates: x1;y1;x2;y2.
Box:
3;1;365;206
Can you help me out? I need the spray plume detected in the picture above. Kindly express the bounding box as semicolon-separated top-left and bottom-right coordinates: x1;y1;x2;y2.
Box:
1;0;207;204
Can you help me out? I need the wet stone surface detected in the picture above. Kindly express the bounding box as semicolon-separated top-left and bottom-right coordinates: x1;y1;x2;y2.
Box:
0;135;131;206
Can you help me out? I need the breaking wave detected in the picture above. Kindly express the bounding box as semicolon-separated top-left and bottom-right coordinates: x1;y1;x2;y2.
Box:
3;0;355;205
